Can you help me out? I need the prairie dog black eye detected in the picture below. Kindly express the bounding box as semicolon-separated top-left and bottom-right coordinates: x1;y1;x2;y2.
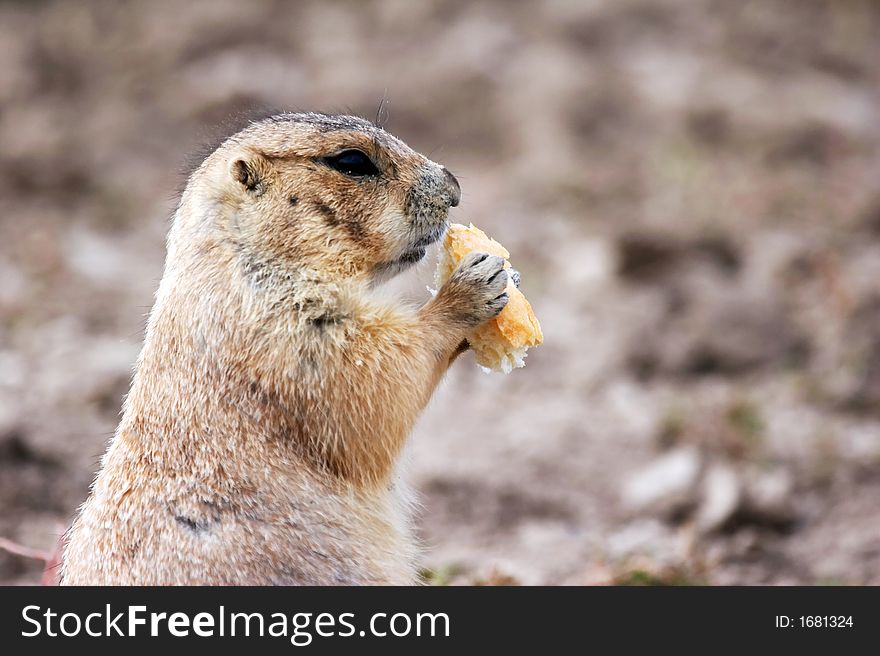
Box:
322;150;380;177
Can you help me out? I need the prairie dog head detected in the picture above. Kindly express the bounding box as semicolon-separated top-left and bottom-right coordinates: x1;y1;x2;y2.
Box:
175;112;460;287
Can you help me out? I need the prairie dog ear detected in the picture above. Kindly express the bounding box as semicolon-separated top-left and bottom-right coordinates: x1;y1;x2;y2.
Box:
230;152;269;194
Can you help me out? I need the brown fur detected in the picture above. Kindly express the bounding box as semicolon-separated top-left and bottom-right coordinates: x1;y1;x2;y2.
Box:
61;113;509;585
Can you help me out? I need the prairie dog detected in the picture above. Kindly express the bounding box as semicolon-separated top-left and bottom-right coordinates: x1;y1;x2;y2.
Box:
61;113;509;585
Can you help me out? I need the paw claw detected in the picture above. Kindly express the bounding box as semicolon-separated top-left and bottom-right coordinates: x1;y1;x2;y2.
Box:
489;292;509;312
440;252;510;326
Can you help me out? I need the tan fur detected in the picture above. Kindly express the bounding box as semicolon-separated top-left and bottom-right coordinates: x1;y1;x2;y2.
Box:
61;113;509;585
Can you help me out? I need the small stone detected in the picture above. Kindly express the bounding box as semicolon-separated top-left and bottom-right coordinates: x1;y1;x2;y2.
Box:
696;463;741;533
743;467;795;525
621;447;702;517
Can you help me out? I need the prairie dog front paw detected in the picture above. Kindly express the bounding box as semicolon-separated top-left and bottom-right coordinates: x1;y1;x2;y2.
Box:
435;252;509;327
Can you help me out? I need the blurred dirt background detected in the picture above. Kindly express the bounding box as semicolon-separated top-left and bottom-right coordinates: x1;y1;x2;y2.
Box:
2;0;880;585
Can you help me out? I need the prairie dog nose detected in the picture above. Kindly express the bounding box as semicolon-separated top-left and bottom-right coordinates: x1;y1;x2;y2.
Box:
441;166;461;207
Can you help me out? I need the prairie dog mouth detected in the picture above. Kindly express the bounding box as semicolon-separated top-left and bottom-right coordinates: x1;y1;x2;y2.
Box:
398;246;428;264
402;223;448;262
372;224;448;282
411;223;447;251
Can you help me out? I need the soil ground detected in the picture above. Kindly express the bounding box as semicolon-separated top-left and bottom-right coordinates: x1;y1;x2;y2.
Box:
1;0;879;585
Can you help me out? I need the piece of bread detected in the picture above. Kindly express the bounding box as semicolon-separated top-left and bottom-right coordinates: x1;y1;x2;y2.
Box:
436;223;543;373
